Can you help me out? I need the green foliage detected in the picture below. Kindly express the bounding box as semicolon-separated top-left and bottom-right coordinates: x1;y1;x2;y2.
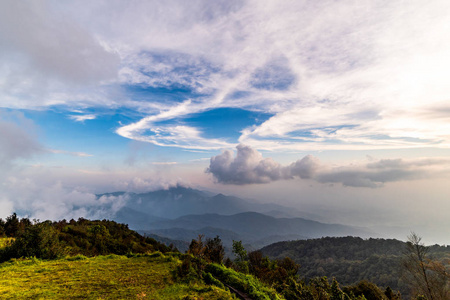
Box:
343;280;387;300
4;213;21;237
205;236;225;264
203;272;225;289
0;213;173;262
181;237;283;299
227;240;394;300
206;263;281;300
175;255;206;283
188;234;205;259
261;236;450;298
0;221;63;260
232;240;249;273
232;240;248;261
187;235;225;264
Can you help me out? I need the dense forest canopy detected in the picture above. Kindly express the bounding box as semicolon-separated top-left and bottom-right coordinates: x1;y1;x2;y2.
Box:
260;236;450;299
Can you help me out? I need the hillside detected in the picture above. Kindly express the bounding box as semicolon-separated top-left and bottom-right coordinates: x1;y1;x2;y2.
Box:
0;213;410;300
0;214;283;300
0;253;234;299
260;236;450;298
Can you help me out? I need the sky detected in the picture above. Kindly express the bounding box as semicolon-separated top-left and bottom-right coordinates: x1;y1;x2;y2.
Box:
1;0;449;244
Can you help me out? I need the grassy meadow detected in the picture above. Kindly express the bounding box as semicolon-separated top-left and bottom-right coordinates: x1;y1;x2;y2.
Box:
0;252;234;299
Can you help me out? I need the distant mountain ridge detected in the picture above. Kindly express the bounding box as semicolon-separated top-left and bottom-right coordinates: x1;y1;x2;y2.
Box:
100;186;317;221
139;211;372;249
98;186;374;249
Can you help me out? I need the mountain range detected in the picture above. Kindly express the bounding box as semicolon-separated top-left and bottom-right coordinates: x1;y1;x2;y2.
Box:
98;186;374;249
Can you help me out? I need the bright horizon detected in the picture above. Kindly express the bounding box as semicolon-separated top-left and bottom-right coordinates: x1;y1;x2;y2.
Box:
1;1;449;245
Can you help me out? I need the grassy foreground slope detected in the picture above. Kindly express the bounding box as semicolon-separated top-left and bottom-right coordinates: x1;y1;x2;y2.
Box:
0;253;234;299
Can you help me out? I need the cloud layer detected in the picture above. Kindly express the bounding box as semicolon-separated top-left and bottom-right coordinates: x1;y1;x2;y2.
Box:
0;112;43;168
207;144;450;187
1;1;449;151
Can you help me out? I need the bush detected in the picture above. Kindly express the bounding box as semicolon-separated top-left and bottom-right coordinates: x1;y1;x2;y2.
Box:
203;272;225;289
205;263;281;300
0;222;63;261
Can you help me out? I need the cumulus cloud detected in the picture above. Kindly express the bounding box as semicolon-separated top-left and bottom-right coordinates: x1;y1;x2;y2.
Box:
288;155;321;179
207;144;450;187
207;144;320;184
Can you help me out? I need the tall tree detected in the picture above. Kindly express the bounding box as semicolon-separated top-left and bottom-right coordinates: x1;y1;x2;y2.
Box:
402;232;449;300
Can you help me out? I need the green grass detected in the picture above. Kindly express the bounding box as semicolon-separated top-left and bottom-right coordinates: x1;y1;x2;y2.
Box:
0;253;234;299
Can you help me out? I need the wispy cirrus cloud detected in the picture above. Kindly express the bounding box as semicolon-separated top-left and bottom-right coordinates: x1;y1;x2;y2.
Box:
48;149;93;157
151;162;177;165
113;0;450;151
1;1;450;151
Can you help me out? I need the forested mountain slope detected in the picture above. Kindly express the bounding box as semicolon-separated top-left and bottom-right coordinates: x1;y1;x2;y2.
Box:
260;236;450;298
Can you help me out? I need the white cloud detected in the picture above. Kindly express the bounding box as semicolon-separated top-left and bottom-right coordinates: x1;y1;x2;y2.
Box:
207;144;450;187
112;176;186;194
0;111;43;168
49;149;93;157
0;178;128;221
151;162;177;165
0;1;119;109
207;144;320;184
116;100;234;150
69;114;97;122
1;1;450;150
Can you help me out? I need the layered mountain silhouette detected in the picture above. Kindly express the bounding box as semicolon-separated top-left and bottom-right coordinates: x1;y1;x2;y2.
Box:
98;186;373;249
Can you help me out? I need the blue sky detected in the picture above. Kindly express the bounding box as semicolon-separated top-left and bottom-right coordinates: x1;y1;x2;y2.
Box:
1;0;450;244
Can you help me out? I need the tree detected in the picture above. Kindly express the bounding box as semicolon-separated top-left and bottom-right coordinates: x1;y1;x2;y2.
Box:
343;280;386;300
204;236;225;264
4;213;20;237
232;240;247;261
232;240;249;273
384;286;401;300
188;234;205;259
402;232;449;300
0;218;5;237
2;221;63;260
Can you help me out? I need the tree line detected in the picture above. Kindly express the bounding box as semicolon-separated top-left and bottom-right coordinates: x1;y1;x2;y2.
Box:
0;213;174;262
